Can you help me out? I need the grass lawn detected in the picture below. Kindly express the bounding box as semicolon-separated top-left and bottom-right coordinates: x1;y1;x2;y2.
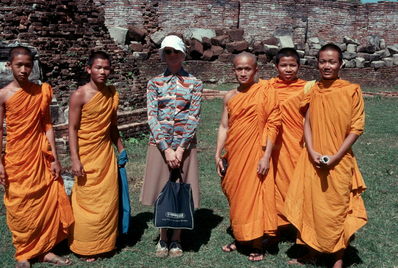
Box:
0;96;397;267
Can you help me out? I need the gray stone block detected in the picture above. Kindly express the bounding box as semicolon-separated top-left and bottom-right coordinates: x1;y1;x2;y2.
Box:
308;37;320;44
344;59;356;68
370;60;385;68
108;26;128;45
355;57;366;68
383;57;394;67
150;30;167;45
343;36;360;45
264;44;279;56
297;50;305;58
276;35;294;48
132;52;148;60
343;52;356;60
387;45;398;55
380;39;386;49
347;44;357;53
183;28;216;42
393;54;398;65
339;43;347;52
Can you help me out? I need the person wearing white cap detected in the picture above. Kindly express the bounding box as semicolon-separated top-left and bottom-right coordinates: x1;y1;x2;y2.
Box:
140;35;203;257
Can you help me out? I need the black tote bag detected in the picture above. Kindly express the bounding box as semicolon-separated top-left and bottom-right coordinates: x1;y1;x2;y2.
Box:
154;169;194;230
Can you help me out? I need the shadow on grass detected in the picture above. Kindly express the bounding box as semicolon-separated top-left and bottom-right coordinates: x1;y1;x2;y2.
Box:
182;208;223;252
118;211;154;249
285;243;363;267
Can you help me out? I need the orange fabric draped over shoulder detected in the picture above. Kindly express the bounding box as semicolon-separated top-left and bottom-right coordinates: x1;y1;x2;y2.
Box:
69;86;119;256
284;79;367;253
222;80;281;241
269;77;308;226
4;83;73;261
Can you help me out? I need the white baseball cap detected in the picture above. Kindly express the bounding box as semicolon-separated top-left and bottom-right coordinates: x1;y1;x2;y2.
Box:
159;35;186;59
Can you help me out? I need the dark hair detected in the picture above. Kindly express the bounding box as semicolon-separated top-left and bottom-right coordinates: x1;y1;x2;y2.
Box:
274;47;300;65
8;46;33;62
317;43;343;63
87;51;111;67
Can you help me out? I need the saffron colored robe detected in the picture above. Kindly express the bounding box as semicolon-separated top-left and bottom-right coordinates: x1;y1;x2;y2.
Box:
222;80;281;241
269;77;308;227
4;83;73;261
284;79;368;253
69;86;119;255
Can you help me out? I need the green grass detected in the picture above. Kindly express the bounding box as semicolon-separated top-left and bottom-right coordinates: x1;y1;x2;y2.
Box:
0;96;397;267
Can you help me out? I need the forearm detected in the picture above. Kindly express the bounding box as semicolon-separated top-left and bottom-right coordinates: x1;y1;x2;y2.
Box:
45;128;59;161
69;128;80;160
304;111;314;152
215;126;228;159
262;139;274;159
111;125;124;152
335;133;359;158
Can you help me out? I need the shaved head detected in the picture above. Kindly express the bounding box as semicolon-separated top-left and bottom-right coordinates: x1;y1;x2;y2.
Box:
8;46;33;63
233;52;257;67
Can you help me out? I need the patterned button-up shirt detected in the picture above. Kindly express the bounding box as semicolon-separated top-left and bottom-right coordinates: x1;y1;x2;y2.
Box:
147;68;203;151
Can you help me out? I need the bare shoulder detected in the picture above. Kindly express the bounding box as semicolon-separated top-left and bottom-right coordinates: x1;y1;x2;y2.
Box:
0;83;20;104
70;85;89;106
223;89;237;104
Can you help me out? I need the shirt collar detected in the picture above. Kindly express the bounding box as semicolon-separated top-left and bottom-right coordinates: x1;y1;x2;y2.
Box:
163;68;188;83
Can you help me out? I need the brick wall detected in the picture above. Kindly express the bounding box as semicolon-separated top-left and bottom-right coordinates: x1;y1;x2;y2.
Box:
96;0;398;45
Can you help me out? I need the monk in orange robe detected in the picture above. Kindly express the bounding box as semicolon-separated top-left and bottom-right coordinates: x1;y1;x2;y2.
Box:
215;52;281;261
284;44;367;268
269;48;315;228
68;51;124;261
0;46;74;267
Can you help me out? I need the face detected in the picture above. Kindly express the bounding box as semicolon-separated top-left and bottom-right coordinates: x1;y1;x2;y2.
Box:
233;56;258;86
318;50;342;80
163;47;185;70
9;54;33;83
276;56;299;81
86;58;111;84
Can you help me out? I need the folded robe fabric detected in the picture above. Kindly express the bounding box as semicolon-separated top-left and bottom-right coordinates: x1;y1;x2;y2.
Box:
269;77;309;227
69;86;119;255
3;83;74;261
118;149;131;234
222;80;281;241
284;79;368;253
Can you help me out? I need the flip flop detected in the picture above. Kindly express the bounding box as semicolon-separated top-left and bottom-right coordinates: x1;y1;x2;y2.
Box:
222;241;237;252
248;251;264;262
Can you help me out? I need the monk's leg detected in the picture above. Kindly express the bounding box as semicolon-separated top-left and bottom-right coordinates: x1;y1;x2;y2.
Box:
248;237;264;262
288;246;317;265
332;249;344;268
15;260;30;268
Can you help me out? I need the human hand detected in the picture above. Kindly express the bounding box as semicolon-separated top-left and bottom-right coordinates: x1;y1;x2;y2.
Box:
50;160;62;180
309;150;322;168
71;158;85;177
320;154;340;168
164;148;179;169
0;164;6;185
257;156;270;176
215;156;224;177
175;146;185;163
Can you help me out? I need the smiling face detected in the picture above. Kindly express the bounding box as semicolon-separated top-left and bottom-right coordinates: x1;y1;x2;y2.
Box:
276;56;299;82
318;49;342;80
9;54;33;84
86;58;111;84
233;55;258;86
163;47;185;71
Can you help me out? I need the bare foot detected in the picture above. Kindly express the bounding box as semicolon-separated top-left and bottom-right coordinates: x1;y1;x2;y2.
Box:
80;257;97;262
15;261;30;268
288;254;317;265
222;241;237;252
40;252;72;266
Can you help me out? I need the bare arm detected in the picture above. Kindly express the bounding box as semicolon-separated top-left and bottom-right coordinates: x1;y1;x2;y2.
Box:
304;109;322;167
68;90;85;177
110;123;124;153
0;101;5;185
45;122;61;180
215;93;231;177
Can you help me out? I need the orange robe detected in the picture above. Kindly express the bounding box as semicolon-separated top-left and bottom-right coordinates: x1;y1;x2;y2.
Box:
284;79;368;253
3;83;73;261
222;80;281;241
69;86;119;255
269;77;308;227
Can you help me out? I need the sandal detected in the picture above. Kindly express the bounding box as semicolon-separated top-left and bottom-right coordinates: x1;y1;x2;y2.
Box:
248;248;264;262
168;241;183;257
155;240;169;258
222;241;237;252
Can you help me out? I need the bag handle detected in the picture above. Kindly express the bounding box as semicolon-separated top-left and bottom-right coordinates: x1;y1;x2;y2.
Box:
169;168;183;183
